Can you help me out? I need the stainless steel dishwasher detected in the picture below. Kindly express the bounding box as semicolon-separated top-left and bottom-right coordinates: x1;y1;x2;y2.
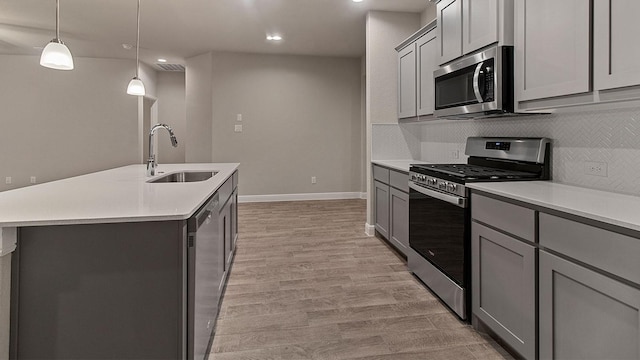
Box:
187;193;224;360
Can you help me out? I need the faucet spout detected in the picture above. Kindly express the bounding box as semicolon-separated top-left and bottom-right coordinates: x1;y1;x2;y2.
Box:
147;124;178;176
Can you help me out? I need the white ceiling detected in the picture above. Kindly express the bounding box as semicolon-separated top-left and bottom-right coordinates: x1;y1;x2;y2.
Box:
0;0;430;68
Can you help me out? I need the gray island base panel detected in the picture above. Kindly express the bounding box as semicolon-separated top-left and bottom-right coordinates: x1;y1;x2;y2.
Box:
10;221;188;359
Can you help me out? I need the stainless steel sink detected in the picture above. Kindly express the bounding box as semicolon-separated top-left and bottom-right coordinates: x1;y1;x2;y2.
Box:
148;171;217;183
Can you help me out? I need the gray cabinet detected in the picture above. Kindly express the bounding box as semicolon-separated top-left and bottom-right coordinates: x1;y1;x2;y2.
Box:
462;0;499;54
389;187;409;252
515;0;590;102
398;44;417;119
416;29;438;116
437;0;463;65
373;164;410;256
594;0;640;91
471;195;536;360
539;250;640;360
374;180;390;239
438;0;512;65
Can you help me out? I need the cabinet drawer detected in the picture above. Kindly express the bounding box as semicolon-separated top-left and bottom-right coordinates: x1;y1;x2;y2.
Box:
471;194;535;241
389;170;409;193
373;165;390;183
539;213;640;285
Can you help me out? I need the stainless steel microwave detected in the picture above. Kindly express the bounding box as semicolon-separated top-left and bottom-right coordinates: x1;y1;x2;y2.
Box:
434;46;514;119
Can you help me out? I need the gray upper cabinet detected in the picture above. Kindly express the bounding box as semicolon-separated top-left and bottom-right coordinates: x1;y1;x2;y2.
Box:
515;0;590;102
398;44;417;119
438;0;512;66
594;0;640;91
416;29;438;116
539;251;640;360
437;0;463;65
462;0;498;54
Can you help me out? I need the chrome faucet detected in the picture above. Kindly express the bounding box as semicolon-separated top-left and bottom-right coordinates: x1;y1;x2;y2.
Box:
147;123;178;176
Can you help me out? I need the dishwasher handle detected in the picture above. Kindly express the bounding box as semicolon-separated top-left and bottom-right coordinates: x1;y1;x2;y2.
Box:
194;194;219;229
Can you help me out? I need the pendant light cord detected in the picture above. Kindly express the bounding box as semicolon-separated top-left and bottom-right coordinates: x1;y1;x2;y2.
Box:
55;0;60;39
135;0;141;78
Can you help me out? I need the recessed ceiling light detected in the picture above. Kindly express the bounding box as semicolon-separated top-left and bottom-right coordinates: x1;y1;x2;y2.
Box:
266;35;283;41
352;0;364;2
157;58;167;63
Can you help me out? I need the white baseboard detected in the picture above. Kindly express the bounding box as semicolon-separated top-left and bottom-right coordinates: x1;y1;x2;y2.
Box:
239;192;367;203
364;223;375;237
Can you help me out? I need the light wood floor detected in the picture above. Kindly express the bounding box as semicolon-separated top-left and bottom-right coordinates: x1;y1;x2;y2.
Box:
210;199;513;360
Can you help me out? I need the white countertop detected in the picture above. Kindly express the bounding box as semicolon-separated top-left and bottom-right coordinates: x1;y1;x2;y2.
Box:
372;160;431;173
468;182;640;233
0;163;239;227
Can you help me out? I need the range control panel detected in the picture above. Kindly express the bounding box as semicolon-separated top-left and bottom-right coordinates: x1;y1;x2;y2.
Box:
485;141;511;151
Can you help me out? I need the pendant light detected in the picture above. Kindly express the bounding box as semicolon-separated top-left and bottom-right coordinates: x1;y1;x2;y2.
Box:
40;0;74;70
127;0;145;96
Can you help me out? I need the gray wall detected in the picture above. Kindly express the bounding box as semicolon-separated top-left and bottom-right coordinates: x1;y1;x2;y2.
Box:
365;11;421;229
0;55;140;192
185;53;213;163
209;52;363;196
157;72;186;164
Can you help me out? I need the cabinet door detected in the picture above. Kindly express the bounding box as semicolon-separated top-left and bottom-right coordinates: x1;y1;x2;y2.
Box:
398;44;417;118
515;0;590;101
540;251;640;360
462;0;499;54
389;188;409;254
594;0;640;90
416;29;438;116
472;222;536;360
437;0;463;65
374;180;390;239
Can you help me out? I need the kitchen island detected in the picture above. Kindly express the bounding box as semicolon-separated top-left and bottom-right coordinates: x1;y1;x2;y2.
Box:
0;163;239;360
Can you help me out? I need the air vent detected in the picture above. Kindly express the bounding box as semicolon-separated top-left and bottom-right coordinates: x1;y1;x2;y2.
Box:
156;63;185;72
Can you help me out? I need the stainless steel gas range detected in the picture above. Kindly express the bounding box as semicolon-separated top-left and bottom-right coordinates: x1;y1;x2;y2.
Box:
407;137;551;321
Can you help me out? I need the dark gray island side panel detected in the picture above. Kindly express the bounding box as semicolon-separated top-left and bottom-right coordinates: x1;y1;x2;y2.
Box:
10;220;187;360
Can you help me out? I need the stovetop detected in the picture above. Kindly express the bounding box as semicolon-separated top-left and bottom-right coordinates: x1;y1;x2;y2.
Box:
411;163;540;181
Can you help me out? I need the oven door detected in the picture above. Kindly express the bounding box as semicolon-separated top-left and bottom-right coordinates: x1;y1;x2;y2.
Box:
408;182;469;286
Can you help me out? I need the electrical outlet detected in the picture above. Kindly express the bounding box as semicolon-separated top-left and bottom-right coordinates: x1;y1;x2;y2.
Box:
311;176;317;184
584;161;608;177
234;124;243;132
30;176;37;184
450;150;459;159
5;177;11;184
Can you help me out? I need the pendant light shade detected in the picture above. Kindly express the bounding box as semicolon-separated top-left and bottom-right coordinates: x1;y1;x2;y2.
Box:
127;77;146;96
41;0;74;70
127;0;145;96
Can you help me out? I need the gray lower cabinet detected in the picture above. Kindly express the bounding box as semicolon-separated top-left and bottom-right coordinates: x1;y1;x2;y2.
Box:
471;222;536;360
471;193;536;359
374;180;390;239
389;187;409;252
539;250;640;360
373;164;410;256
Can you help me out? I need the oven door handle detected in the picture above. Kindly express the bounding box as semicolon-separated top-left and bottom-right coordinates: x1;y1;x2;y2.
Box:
409;182;467;208
472;62;484;103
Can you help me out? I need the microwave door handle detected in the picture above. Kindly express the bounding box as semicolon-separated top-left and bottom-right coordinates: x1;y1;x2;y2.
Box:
472;62;484;103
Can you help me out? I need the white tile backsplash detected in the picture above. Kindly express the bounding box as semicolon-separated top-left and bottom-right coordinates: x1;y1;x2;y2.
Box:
373;106;640;196
372;124;420;160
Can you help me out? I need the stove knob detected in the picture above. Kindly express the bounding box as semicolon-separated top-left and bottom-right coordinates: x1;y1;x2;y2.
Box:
411;174;417;181
421;175;427;182
428;178;437;186
448;183;458;192
439;182;447;190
